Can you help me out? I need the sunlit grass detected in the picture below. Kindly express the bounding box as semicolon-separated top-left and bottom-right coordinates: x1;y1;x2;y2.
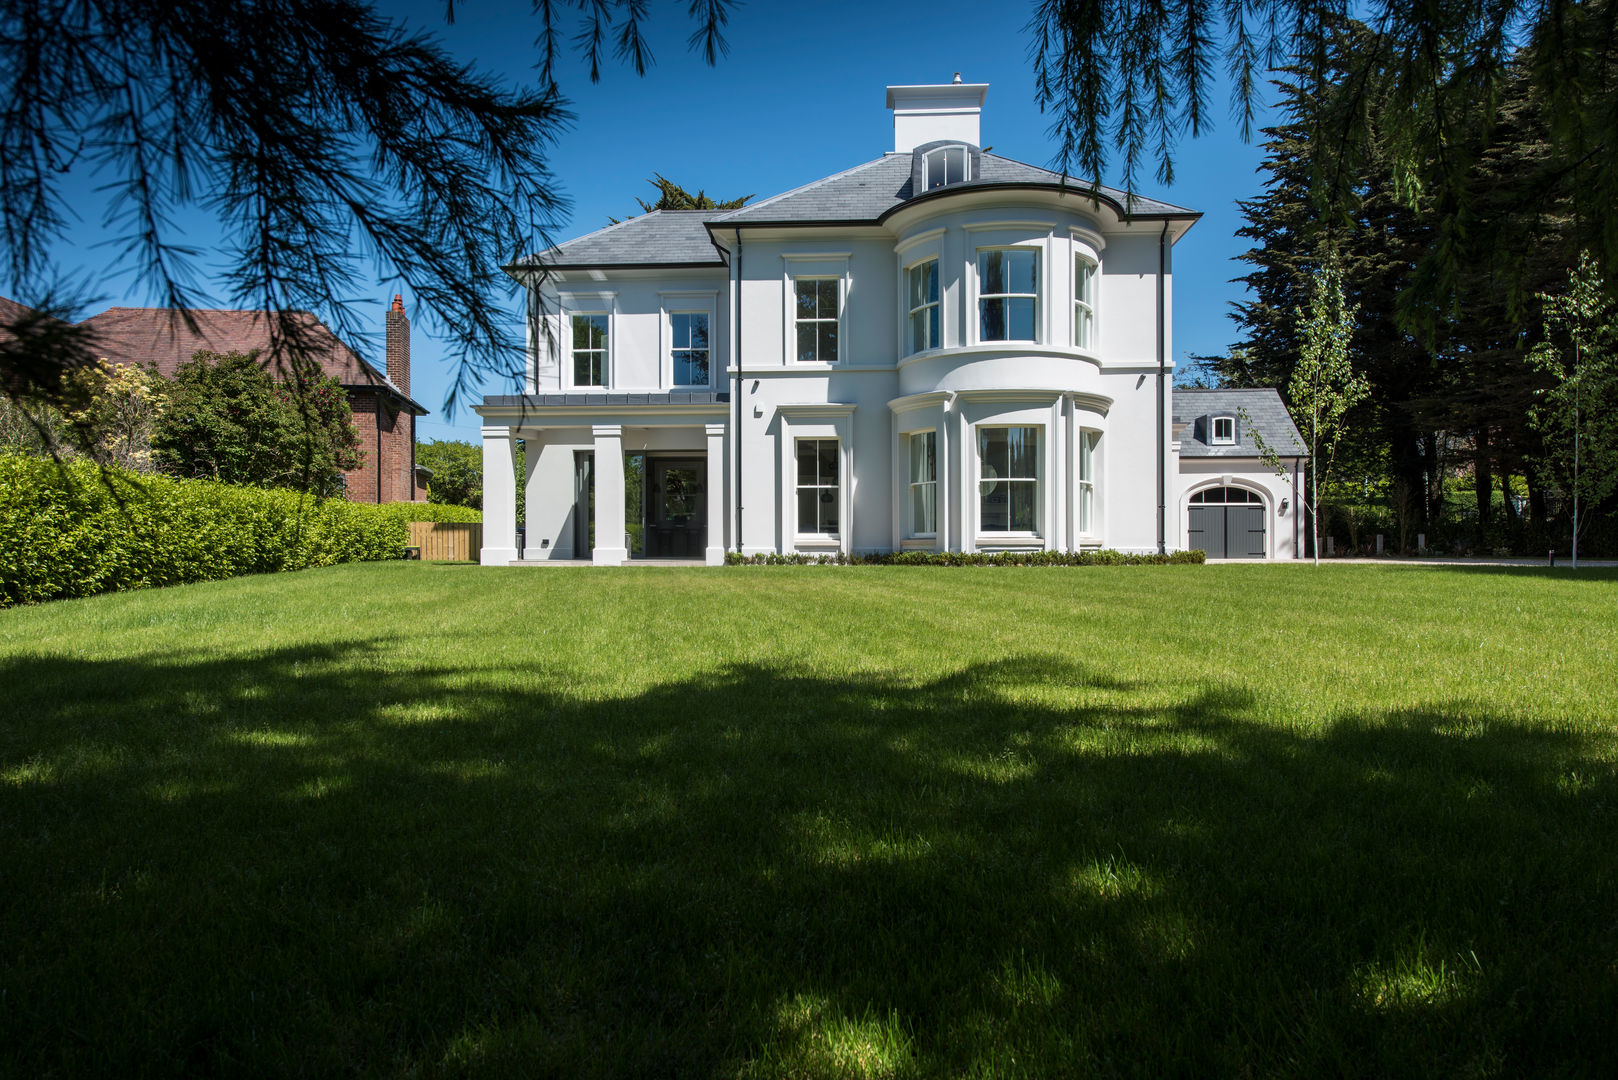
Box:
1;562;1616;1076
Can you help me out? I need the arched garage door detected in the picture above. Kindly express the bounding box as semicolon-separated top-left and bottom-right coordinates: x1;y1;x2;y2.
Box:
1187;486;1267;559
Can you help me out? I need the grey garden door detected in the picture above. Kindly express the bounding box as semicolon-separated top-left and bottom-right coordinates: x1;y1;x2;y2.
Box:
1188;506;1224;558
1187;486;1267;559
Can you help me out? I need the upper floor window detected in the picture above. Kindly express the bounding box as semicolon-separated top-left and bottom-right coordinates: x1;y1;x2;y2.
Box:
923;145;969;191
571;314;607;387
1074;257;1096;350
794;278;839;363
909;430;937;537
1212;416;1236;445
978;249;1039;342
906;259;940;354
670;312;710;387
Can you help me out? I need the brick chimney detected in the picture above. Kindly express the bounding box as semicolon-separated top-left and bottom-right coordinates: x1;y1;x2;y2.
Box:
385;293;410;396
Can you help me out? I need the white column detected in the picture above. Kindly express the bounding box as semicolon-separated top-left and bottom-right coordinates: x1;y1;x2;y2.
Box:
523;434;542;560
592;424;627;565
705;423;726;566
937;401;952;553
480;425;519;565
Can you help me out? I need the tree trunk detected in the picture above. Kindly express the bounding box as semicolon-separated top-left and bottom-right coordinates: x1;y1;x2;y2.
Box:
1474;426;1492;545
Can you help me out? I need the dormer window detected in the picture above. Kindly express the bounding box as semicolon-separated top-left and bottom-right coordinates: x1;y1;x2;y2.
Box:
1211;416;1236;445
923;145;970;190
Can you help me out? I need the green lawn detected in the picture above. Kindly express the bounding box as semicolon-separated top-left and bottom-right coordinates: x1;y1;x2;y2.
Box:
3;563;1616;1077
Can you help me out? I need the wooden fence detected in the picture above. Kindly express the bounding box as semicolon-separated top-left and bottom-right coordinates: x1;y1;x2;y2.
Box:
408;521;483;561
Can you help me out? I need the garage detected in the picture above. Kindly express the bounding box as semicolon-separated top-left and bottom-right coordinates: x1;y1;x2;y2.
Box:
1187;486;1267;559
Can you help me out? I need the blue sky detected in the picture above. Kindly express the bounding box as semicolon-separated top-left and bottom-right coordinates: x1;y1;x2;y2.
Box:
36;0;1280;445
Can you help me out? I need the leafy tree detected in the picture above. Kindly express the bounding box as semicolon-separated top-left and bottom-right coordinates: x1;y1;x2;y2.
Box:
417;438;482;508
1527;252;1618;567
607;173;752;223
152;351;362;496
0;0;735;431
1248;258;1370;565
0;358;166;469
1028;0;1618;312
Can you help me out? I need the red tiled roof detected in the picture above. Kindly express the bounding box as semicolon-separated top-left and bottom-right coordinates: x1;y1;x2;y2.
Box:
78;307;375;382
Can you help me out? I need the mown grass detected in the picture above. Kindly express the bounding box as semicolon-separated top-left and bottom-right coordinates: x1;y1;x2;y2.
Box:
2;563;1616;1077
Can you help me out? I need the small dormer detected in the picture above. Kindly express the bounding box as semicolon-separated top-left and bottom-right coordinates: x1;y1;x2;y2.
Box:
910;140;985;195
1195;413;1241;446
887;77;988;152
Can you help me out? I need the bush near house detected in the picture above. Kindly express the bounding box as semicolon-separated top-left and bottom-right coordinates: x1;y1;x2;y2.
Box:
0;453;460;607
725;549;1205;567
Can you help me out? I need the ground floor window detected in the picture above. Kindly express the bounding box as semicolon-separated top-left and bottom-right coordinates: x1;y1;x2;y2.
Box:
978;426;1039;533
796;439;840;535
1078;430;1097;534
909;430;936;536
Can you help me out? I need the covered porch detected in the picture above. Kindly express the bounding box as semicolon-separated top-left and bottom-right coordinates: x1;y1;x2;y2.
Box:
474;394;730;566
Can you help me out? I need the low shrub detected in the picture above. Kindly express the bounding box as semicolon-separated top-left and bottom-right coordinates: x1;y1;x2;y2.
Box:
723;548;1206;567
0;454;411;607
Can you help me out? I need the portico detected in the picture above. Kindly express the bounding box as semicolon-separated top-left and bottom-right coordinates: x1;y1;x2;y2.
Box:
474;394;730;566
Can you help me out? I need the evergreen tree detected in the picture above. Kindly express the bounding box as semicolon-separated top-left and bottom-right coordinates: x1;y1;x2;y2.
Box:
607;174;753;224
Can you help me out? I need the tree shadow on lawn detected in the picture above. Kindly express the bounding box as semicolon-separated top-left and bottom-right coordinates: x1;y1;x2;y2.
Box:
2;643;1615;1077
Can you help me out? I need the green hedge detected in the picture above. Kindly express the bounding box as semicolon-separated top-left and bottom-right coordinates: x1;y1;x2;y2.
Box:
0;454;416;607
370;502;482;524
724;549;1206;567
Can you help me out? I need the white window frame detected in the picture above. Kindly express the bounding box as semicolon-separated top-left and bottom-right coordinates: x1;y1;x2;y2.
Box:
793;278;839;364
1212;416;1236;445
569;312;609;389
1078;429;1098;536
780;254;850;367
777;403;855;554
908;429;937;538
1074;255;1097;351
976;247;1041;344
922;145;969;191
976;424;1042;537
557;290;617;391
905;257;941;356
659;290;718;391
794;438;841;537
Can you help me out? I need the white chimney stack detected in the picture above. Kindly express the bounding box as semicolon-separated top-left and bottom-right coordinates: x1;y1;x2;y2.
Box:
886;79;988;153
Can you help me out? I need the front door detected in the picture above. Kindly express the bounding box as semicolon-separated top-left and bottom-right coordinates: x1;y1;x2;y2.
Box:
644;458;705;558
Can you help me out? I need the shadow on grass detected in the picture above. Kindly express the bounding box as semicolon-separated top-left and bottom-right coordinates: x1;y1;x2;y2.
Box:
2;643;1615;1077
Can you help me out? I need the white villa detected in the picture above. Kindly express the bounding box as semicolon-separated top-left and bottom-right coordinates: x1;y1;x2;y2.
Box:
475;79;1305;564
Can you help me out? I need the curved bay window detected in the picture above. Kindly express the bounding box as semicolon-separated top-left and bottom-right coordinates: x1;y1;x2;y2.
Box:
978;426;1039;534
978;249;1039;342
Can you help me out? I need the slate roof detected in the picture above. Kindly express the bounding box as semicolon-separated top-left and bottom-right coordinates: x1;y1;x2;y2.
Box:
77;306;426;414
717;152;1194;225
514;210;726;269
513;151;1197;269
1174;388;1307;459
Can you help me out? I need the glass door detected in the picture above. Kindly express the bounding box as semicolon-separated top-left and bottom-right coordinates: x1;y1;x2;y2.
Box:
645;458;705;557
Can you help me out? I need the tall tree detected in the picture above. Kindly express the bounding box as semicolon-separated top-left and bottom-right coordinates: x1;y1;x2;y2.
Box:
1527;252;1618;567
1248;259;1370;565
1028;0;1618;294
0;0;736;431
608;174;753;223
152;351;363;496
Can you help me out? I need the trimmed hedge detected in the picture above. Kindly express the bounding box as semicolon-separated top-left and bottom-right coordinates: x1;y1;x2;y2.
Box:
723;549;1206;567
0;454;417;607
370;502;482;525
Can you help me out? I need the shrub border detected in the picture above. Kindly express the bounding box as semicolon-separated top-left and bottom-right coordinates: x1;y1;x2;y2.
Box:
723;549;1205;567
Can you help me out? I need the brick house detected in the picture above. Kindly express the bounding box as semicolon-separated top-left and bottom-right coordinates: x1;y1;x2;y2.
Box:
75;296;429;502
